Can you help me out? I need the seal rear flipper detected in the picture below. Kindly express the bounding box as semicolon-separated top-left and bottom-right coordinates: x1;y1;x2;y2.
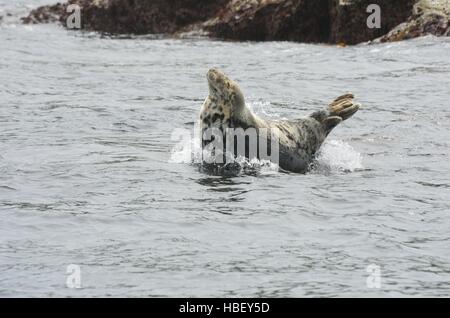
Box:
328;93;361;121
313;93;360;135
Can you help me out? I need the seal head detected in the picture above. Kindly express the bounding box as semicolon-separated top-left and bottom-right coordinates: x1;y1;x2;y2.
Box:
204;68;255;128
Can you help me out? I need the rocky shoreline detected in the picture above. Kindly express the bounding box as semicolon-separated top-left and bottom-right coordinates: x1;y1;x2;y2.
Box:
377;0;450;42
21;0;449;44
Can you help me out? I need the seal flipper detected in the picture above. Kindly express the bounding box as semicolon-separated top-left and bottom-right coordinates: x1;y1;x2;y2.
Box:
328;93;360;121
310;93;360;135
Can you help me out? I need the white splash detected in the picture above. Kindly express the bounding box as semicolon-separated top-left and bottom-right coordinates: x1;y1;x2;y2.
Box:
169;132;279;174
169;128;362;174
314;139;363;173
234;156;280;174
169;132;201;164
247;101;285;120
170;132;362;174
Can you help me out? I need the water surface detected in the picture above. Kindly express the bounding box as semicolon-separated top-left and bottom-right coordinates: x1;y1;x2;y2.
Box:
1;0;450;297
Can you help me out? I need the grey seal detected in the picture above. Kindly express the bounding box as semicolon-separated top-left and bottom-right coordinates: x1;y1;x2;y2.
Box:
199;68;361;173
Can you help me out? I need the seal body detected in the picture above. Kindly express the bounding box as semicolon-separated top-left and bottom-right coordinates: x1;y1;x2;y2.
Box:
199;68;360;173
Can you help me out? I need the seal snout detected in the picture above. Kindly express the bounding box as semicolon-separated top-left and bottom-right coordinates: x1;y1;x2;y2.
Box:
207;68;227;93
207;68;220;83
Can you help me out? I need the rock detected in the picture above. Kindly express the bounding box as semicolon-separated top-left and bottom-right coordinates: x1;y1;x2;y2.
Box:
328;0;417;45
203;0;420;44
21;2;66;24
22;0;230;34
376;0;450;43
21;0;449;44
203;0;331;43
82;0;230;34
